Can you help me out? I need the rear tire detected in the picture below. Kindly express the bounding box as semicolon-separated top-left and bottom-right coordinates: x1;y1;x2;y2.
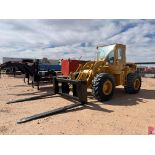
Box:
124;73;141;94
92;73;115;101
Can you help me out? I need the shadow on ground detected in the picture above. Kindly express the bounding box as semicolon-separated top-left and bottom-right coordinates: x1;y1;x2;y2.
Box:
12;87;155;123
10;82;155;107
87;88;155;106
64;102;114;113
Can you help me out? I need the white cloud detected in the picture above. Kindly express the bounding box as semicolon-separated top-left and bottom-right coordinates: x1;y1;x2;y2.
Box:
0;19;155;63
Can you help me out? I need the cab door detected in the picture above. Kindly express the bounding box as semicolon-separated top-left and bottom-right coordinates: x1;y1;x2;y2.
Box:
115;44;126;71
106;44;126;85
115;45;126;85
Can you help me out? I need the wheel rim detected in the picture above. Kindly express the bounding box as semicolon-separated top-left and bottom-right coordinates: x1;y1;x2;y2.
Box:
102;80;112;95
134;78;141;90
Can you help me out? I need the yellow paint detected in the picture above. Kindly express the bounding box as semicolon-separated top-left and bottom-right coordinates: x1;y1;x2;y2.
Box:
134;78;141;90
102;80;112;95
70;43;137;88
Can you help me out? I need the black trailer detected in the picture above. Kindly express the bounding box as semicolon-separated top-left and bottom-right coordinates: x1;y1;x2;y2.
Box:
0;60;58;90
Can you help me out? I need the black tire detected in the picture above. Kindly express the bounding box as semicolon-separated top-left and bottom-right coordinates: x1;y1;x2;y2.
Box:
124;73;141;94
92;73;115;101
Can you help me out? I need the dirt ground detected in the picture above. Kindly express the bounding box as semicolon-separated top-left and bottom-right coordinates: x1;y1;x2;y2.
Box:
0;75;155;135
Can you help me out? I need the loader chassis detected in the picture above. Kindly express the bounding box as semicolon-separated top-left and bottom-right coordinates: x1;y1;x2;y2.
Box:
70;43;141;101
72;44;137;87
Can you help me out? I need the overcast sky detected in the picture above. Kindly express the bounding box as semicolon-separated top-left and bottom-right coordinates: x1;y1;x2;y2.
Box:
0;19;155;63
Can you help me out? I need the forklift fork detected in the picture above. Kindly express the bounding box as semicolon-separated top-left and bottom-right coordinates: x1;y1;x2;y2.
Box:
53;77;87;104
17;77;87;124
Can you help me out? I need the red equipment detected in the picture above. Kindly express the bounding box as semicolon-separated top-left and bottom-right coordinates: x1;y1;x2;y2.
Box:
61;59;87;76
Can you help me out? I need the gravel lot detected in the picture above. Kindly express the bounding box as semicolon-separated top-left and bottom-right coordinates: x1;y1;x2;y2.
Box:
0;75;155;135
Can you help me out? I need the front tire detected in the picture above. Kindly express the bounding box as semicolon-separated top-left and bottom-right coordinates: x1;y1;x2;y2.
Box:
124;73;141;94
92;73;115;101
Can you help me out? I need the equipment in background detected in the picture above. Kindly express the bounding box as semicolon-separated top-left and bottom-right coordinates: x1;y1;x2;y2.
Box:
39;64;61;71
61;59;87;76
135;62;155;78
0;60;59;90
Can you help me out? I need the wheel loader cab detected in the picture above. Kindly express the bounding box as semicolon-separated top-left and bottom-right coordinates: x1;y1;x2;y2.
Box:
97;44;126;66
97;44;126;86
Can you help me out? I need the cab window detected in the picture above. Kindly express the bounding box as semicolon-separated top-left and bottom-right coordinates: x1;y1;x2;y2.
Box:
118;48;123;63
107;51;114;64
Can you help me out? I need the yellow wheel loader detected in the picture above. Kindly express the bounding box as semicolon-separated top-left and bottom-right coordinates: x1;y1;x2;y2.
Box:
69;43;141;101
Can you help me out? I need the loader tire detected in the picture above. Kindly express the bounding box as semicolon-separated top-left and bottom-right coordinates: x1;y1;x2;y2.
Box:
92;73;115;101
124;73;141;94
